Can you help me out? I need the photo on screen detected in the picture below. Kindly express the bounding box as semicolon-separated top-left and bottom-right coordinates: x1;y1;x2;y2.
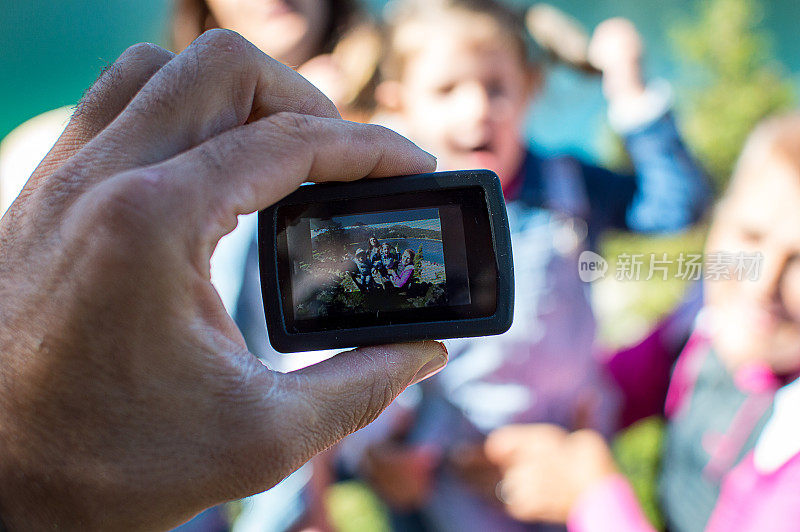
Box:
293;208;448;319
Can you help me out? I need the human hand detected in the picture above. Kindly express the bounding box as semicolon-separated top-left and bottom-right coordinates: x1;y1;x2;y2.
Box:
485;425;619;524
362;442;440;511
588;18;646;102
446;442;504;504
0;31;445;531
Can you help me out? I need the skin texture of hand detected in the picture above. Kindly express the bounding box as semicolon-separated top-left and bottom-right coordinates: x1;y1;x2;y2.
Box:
485;424;620;524
588;18;647;103
0;30;447;531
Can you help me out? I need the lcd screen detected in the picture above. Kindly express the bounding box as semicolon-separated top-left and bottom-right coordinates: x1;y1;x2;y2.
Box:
284;206;471;322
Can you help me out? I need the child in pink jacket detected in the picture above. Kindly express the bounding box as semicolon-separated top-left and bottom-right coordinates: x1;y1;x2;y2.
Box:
484;112;800;532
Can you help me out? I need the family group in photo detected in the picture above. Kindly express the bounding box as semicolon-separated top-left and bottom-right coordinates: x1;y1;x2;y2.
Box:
351;237;417;292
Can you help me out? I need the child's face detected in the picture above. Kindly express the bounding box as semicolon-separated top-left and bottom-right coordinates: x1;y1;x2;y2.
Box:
705;157;800;374
392;15;535;185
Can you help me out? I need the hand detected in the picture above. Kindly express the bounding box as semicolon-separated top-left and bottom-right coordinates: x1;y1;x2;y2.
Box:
362;442;439;511
0;30;446;531
446;443;504;504
485;425;619;524
588;18;646;102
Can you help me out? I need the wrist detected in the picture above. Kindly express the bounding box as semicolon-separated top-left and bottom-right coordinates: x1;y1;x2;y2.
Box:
607;79;672;134
602;67;646;103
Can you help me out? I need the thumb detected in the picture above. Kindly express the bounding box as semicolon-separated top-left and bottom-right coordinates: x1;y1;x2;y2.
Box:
258;341;447;480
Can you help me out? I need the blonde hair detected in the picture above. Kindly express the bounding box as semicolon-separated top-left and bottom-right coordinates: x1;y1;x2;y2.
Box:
380;0;535;82
730;112;800;194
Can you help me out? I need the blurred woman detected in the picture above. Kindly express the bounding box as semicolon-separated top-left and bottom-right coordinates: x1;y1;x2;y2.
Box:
172;0;380;121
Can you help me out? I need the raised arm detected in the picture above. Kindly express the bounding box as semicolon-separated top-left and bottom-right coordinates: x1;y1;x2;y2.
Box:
390;266;414;288
585;18;711;235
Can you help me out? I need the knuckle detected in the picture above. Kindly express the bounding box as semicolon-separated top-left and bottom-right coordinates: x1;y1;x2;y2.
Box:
357;379;395;430
91;171;168;232
266;112;320;145
352;350;400;430
120;42;173;65
191;29;253;75
156;29;254;127
194;142;227;177
195;28;250;53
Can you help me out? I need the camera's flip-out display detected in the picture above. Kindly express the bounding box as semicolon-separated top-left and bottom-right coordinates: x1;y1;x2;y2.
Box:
259;170;513;352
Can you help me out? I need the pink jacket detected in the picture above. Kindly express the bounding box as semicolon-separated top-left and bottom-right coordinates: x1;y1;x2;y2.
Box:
570;325;800;532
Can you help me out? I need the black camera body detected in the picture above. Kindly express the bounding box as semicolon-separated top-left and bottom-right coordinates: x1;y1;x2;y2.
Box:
258;169;514;353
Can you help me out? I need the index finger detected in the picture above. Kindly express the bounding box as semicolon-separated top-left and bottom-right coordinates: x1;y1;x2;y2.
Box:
117;114;437;253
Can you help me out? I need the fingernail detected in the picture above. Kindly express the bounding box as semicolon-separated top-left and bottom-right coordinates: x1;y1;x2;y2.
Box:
409;343;448;386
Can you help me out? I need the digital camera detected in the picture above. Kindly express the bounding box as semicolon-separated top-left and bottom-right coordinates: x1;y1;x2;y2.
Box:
259;169;514;352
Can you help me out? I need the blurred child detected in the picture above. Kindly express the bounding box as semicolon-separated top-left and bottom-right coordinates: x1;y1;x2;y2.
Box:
351;1;710;531
485;112;800;532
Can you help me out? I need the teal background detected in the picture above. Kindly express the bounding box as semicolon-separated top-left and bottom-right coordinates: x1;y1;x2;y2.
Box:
2;0;799;157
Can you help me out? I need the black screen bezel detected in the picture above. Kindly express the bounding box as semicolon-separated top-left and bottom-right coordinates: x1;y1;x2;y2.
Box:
259;170;514;353
276;187;497;333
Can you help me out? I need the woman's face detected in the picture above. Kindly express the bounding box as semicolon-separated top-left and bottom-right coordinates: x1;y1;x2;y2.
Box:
370;237;378;247
705;157;800;374
205;0;330;66
381;244;390;256
402;251;413;265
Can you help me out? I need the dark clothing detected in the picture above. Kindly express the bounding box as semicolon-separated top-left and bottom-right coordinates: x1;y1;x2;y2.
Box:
510;112;711;250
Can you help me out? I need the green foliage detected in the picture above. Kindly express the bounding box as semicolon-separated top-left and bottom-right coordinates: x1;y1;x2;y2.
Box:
326;480;391;532
612;417;667;530
671;0;795;189
596;227;707;348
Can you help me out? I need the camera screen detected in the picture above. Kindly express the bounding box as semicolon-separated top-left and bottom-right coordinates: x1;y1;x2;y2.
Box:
274;187;498;333
286;205;471;322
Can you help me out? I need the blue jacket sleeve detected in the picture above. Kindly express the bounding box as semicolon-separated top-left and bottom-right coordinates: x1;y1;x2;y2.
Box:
581;112;712;236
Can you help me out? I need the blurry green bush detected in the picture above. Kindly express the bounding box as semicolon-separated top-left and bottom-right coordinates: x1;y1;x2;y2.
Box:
671;0;795;190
